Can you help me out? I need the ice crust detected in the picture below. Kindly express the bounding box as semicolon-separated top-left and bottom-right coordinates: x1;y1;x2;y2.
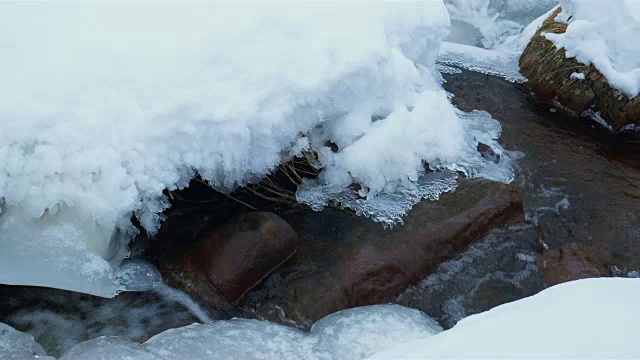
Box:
0;2;517;296
58;305;442;360
544;0;640;97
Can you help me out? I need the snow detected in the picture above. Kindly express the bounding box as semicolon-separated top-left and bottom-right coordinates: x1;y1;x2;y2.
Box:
0;2;516;296
368;278;640;359
570;72;586;80
544;0;640;97
58;305;441;360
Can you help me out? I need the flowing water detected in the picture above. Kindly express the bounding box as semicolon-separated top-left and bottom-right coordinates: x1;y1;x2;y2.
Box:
1;70;639;357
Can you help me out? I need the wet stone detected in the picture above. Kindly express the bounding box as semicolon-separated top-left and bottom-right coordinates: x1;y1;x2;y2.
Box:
243;178;524;329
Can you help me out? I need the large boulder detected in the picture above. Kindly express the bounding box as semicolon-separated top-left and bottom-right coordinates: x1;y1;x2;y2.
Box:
162;212;298;310
519;8;640;131
243;178;524;329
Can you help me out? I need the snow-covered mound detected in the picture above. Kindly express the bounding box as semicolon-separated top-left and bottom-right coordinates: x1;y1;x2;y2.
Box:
0;2;514;296
369;278;640;359
543;0;640;97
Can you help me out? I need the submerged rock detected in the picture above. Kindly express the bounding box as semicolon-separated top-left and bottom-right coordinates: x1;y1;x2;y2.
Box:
396;226;543;329
519;8;640;132
539;243;612;288
163;212;298;308
243;178;524;329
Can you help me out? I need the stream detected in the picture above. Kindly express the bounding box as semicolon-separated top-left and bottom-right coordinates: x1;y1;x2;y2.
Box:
2;69;639;358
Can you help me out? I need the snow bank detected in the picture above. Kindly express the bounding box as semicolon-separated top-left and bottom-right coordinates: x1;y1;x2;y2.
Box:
369;278;640;359
0;2;515;296
544;0;640;97
59;305;441;360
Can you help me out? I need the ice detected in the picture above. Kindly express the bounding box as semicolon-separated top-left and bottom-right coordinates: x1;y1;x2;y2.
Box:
115;260;162;292
0;323;53;360
310;305;442;359
0;2;519;295
437;42;526;83
545;0;640;97
369;278;640;359
298;108;516;227
0;206;124;296
144;319;309;360
57;305;441;360
445;0;557;49
59;336;158;360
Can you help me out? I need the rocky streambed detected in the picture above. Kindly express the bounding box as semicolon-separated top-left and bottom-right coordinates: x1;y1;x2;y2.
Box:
2;70;639;358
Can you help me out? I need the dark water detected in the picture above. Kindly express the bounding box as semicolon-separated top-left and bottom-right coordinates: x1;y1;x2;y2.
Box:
395;70;640;327
444;70;640;264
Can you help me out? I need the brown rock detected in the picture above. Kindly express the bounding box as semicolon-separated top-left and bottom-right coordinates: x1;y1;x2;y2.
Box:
519;8;640;131
538;243;611;288
244;178;524;329
165;212;298;308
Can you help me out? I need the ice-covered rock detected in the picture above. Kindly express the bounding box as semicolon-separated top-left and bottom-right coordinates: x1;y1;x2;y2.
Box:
310;305;442;360
0;323;53;360
58;304;441;360
437;4;559;83
116;259;162;292
60;336;158;360
445;0;556;49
